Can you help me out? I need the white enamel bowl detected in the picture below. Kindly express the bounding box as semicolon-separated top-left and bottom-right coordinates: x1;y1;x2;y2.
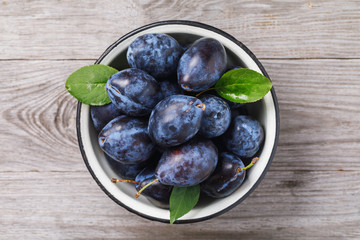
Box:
76;20;280;223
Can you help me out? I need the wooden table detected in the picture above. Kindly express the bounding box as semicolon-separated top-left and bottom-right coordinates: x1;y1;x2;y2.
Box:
1;1;359;239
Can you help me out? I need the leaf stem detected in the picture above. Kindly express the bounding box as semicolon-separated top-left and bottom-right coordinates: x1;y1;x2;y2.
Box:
195;88;215;97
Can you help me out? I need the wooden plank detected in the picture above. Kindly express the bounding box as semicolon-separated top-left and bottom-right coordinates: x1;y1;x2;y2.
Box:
1;0;359;238
261;59;360;171
0;0;359;60
0;170;359;239
0;59;359;172
0;60;92;172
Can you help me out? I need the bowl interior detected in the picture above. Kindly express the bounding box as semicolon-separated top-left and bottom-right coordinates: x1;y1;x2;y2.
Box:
78;23;278;222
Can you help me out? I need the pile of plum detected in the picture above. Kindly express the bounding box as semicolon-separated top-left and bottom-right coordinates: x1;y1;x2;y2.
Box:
90;33;264;208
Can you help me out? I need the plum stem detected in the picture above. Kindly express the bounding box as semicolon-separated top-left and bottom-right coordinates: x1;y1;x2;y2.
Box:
185;102;206;113
195;88;215;97
196;104;206;111
236;157;259;173
135;178;159;198
217;157;259;192
111;178;139;184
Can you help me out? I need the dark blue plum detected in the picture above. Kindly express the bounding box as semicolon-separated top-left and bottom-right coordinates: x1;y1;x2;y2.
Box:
223;115;264;158
155;139;218;187
178;38;227;92
90;103;123;133
159;80;184;99
98;116;155;164
106;68;162;116
200;152;246;198
105;152;159;180
127;33;183;80
198;94;231;138
135;168;173;209
148;95;204;147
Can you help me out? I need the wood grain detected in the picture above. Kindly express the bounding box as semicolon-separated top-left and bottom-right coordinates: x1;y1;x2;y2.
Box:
262;59;360;171
0;59;359;172
0;60;92;172
0;170;359;239
1;0;360;239
0;0;359;60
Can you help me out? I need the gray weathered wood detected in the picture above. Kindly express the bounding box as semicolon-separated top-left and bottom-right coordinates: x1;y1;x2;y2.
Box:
0;0;359;60
1;0;360;239
0;170;359;239
262;59;360;171
0;60;90;172
1;60;359;172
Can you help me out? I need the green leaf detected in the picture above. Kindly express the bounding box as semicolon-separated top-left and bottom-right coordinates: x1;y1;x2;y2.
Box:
169;185;200;224
65;64;118;105
215;68;272;103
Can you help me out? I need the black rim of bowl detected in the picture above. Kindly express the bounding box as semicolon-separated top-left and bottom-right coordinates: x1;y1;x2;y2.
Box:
76;20;280;224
